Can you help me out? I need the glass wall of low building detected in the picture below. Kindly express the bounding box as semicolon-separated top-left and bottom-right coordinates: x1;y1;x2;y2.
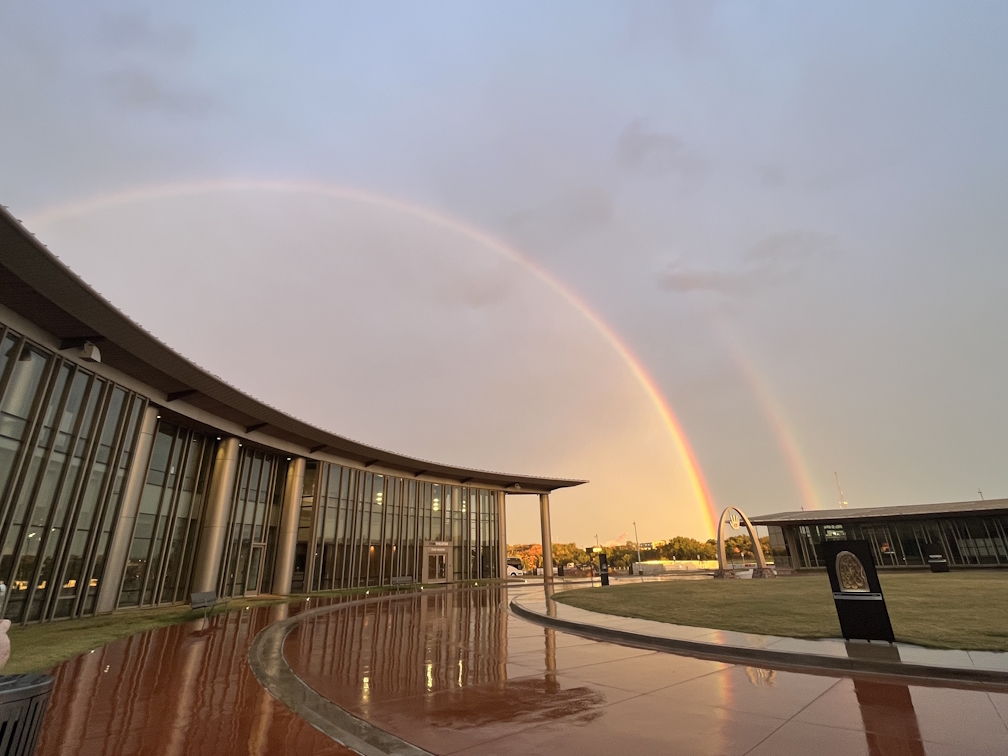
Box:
117;424;289;608
770;515;1008;569
292;461;500;592
0;322;147;622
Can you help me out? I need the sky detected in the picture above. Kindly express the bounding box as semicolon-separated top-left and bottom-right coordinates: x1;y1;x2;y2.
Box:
2;2;1007;545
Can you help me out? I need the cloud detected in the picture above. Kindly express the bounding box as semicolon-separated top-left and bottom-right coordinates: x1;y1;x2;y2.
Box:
617;120;708;177
749;231;836;265
99;11;196;56
658;231;836;295
506;187;613;241
104;68;213;117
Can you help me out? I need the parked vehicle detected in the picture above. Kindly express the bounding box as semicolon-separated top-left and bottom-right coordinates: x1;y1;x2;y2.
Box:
506;557;524;577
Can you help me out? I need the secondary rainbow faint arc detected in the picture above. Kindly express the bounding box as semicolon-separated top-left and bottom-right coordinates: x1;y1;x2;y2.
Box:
712;318;820;511
26;179;720;535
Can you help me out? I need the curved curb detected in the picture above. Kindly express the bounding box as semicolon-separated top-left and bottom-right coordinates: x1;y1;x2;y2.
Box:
510;598;1008;690
248;594;435;756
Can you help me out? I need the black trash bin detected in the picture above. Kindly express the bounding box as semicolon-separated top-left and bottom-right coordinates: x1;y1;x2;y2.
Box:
0;674;53;756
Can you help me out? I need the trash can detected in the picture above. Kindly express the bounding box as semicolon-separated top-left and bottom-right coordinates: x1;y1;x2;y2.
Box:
0;674;53;755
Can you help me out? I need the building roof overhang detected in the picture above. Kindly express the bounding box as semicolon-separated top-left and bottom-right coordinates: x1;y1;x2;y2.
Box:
752;498;1008;526
0;204;585;493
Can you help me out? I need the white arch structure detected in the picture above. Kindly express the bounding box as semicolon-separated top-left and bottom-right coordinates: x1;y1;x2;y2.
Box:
715;506;775;578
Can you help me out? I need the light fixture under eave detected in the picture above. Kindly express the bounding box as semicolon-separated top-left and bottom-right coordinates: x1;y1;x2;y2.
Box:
80;341;101;363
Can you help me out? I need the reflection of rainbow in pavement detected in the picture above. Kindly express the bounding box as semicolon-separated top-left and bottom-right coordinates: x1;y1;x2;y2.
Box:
27;180;721;535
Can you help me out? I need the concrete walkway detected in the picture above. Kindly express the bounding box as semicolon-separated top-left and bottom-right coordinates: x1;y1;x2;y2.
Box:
511;591;1008;687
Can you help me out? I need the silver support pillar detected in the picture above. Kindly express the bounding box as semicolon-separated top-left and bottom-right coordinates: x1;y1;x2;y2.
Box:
190;437;241;594
497;490;507;579
539;493;553;582
95;404;159;614
271;457;306;595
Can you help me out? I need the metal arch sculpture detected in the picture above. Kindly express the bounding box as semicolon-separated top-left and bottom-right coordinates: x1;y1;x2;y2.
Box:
715;506;775;578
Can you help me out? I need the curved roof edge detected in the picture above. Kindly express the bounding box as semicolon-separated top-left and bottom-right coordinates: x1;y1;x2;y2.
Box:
0;204;585;493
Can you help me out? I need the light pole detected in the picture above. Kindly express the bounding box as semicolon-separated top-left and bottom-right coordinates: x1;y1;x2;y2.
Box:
633;521;642;580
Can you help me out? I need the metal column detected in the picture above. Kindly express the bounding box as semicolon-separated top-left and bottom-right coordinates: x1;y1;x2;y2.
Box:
190;437;241;594
497;490;507;579
271;457;306;595
539;493;553;582
95;404;159;613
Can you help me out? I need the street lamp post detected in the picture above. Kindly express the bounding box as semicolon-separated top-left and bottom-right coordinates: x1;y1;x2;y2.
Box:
633;521;642;581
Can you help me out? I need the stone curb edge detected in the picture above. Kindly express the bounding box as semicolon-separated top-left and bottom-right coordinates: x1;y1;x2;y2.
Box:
509;597;1008;690
248;591;443;756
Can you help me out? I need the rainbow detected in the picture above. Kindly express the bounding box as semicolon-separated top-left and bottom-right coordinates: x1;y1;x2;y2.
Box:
26;179;720;535
715;321;820;511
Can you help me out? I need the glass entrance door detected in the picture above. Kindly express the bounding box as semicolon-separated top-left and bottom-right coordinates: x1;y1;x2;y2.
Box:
426;554;446;582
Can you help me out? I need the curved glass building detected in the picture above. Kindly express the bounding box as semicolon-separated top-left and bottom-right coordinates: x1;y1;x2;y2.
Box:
0;205;582;623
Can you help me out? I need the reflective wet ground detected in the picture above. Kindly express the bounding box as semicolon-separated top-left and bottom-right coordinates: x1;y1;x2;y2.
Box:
37;598;356;756
39;585;1008;755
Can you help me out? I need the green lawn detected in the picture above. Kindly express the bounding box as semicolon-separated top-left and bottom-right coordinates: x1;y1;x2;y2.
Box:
5;584;419;675
553;572;1008;651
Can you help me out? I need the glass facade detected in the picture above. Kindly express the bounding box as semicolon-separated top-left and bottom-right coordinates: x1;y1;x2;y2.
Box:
770;514;1008;569
0;318;509;623
217;445;286;598
0;322;146;622
296;462;501;591
118;422;218;608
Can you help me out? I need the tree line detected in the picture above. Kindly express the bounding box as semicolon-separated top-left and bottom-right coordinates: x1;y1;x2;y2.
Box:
507;534;771;572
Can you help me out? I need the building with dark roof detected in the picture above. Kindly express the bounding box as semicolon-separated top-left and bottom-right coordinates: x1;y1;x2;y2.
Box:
752;499;1008;570
0;205;582;623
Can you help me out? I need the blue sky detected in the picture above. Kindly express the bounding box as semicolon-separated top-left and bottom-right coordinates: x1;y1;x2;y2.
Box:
2;2;1007;543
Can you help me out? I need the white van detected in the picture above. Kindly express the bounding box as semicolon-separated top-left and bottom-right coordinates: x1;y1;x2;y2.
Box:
506;557;524;577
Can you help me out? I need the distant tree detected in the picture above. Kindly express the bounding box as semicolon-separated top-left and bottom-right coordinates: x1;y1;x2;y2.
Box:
507;533;769;571
658;536;716;561
507;543;541;571
552;542;590;568
724;534;771;560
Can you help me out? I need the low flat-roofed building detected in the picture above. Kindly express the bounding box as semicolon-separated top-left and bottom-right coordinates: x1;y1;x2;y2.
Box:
752;499;1008;570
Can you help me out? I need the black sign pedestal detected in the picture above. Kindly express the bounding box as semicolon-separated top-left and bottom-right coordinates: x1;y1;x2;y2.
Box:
924;543;950;573
822;540;895;643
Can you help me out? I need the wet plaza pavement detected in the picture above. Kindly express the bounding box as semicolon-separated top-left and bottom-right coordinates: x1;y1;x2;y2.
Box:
37;585;1008;755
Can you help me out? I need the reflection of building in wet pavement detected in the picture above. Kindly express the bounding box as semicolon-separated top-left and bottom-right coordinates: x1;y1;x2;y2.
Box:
38;601;352;756
287;589;512;703
286;587;607;730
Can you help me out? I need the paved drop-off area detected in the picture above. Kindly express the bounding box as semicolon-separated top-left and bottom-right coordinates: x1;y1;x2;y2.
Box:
37;585;1008;755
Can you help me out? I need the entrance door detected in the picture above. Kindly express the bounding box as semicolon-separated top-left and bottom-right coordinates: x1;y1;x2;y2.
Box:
426;554;447;582
421;541;452;584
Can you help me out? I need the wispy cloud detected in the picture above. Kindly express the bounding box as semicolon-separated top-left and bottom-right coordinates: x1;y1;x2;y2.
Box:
506;187;613;242
617;120;708;178
104;68;213;117
658;231;837;294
